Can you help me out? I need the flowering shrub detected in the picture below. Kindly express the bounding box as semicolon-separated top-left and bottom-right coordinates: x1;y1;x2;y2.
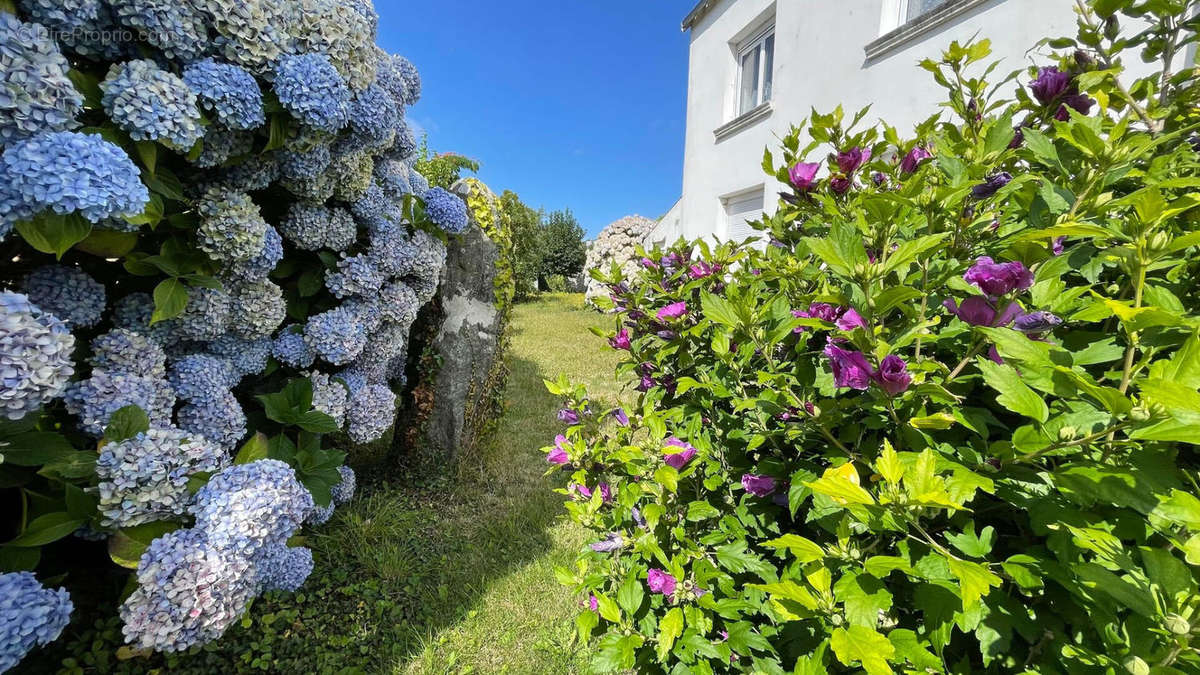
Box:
551;3;1200;673
0;0;474;668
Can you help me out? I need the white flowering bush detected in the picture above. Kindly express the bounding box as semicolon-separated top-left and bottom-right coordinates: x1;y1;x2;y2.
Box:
0;0;474;667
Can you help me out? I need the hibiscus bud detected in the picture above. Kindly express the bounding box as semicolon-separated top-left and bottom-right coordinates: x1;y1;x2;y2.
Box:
1165;613;1191;635
1074;49;1094;68
873;355;912;396
1123;656;1150;675
971;172;1013;200
1058;426;1077;441
1148;231;1171;254
1129;404;1152;422
1104;15;1119;40
1013;311;1063;335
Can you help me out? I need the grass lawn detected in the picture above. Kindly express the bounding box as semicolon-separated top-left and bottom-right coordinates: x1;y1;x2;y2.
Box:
387;292;627;673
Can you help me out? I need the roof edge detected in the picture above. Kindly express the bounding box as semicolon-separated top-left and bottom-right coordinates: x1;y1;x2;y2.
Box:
681;0;719;31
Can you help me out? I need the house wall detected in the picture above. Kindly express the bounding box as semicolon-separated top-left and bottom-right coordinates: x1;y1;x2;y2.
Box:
671;0;1154;245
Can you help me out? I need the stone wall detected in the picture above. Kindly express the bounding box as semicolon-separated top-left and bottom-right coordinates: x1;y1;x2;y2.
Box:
584;215;656;306
415;180;507;461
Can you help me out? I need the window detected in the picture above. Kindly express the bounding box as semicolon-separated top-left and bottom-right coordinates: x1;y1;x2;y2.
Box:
736;28;774;116
905;0;954;21
723;189;764;242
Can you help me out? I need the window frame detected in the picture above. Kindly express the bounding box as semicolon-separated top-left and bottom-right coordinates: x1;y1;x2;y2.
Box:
721;186;765;243
734;25;775;118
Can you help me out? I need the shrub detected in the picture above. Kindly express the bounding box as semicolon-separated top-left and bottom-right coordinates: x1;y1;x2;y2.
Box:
549;3;1200;673
0;0;471;668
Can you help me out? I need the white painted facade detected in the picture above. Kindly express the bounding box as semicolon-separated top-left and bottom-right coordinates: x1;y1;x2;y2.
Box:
661;0;1143;246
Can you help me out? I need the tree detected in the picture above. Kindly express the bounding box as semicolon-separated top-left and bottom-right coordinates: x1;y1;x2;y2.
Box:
500;190;543;300
538;209;587;289
413;136;480;189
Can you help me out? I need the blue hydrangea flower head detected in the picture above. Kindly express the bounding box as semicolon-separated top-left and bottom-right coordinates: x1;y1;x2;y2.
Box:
110;0;208;62
177;389;246;450
272;53;350;133
220;154;281;191
0;291;75;420
169;354;238;402
227;227;283;282
304;306;366;365
278;144;332;181
257;545;313;592
96;426;227;528
375;52;421;107
176;287;232;342
190;128;255;169
206;335;271;378
374;158;412;200
328;148;373;201
101;59;203;149
395;56;422;106
0;13;83;145
325;254;383;299
19;0;127;59
225;279;285;339
347;84;398;150
393;120;418;161
379;281;419;327
347;384;395;443
196;188;269;263
112;292;184;349
190;459;313;557
331;465;356;504
22;265;106;328
350;183;389;223
309;371;348;428
0;131;148;224
182;59;266;130
0;571;73;672
90;328;167;378
423;187;469;234
306;501;335;525
272;326;314;368
196;0;291;74
119;528;256;652
408;169;430;198
65;369;175;436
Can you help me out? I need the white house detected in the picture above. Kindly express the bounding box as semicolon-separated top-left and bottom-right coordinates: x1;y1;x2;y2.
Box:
650;0;1154;248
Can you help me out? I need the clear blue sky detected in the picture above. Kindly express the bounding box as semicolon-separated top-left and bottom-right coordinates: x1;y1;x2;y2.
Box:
375;2;692;238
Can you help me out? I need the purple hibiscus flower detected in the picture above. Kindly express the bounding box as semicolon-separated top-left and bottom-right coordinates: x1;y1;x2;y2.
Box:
547;435;570;465
609;328;632;351
589;595;599;611
647;568;677;595
789;162;821;192
873;355;912;396
1052;236;1067;256
1030;66;1071;105
830;175;853;195
836;309;867;331
837;147;871;174
663;437;698;469
824;342;875;390
640;257;658;269
611;408;630;426
943;297;1023;327
1056;93;1094;121
900;146;933;174
963;256;1034;297
656;301;688;320
558;408;580;424
741;473;778;497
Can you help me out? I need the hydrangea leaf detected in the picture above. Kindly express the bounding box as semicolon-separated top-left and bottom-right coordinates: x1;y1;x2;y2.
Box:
15;213;93;260
7;512;87;548
108;521;182;569
103;405;150;443
150;278;188;325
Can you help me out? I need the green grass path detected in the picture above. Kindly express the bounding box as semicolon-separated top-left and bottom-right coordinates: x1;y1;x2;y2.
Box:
388;293;623;673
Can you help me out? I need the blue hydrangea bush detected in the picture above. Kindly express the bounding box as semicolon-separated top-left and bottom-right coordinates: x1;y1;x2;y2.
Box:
550;3;1200;673
0;0;470;667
